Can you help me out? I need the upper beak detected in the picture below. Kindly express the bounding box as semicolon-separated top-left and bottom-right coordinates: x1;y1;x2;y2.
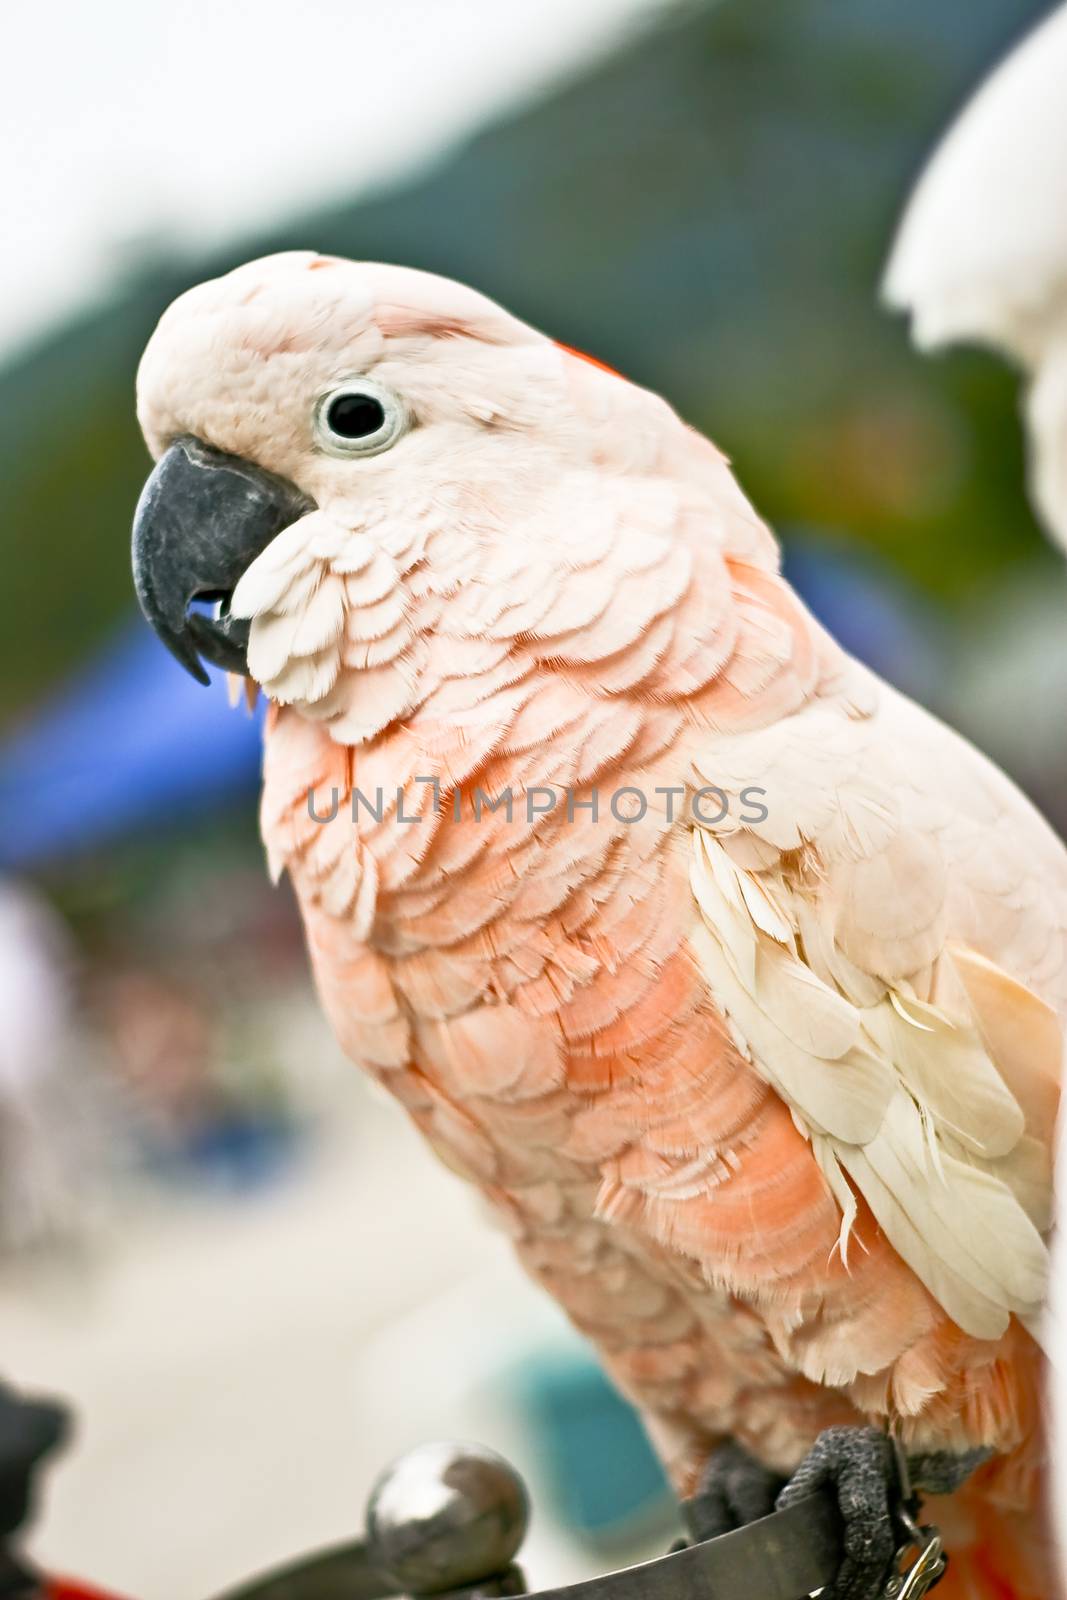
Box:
131;437;312;684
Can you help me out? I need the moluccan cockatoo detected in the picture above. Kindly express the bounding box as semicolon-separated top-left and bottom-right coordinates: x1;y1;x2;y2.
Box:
132;253;1063;1600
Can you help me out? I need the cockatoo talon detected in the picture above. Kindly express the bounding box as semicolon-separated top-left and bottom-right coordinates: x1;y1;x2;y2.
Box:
776;1426;897;1600
682;1440;787;1543
905;1445;989;1497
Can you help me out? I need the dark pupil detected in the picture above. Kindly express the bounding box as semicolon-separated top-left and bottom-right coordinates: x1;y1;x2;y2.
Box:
327;392;386;439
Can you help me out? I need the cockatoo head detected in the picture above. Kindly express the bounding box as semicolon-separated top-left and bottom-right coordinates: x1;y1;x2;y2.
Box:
133;251;700;741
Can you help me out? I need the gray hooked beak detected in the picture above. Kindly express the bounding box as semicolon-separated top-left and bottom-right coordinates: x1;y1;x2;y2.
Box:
131;437;312;684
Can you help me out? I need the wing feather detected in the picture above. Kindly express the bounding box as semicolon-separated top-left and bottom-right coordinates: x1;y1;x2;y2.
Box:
685;681;1064;1343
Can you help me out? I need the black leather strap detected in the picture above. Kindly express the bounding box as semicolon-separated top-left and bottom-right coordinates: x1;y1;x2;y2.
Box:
215;1492;842;1600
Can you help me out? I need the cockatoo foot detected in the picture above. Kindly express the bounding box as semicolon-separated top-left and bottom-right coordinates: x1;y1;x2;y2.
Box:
776;1426;897;1600
682;1439;787;1542
907;1445;990;1495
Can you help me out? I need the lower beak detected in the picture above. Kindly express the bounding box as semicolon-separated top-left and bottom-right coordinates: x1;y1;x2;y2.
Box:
131;437;311;684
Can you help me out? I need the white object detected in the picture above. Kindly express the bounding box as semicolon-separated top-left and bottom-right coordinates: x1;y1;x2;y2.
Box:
884;3;1067;552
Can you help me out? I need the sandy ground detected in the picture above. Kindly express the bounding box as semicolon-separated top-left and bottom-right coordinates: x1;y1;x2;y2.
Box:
1;1036;650;1600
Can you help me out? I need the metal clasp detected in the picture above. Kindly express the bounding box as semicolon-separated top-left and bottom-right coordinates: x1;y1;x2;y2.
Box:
882;1505;947;1598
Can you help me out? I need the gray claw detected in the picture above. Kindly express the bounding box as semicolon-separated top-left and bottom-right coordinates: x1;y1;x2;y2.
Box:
683;1440;787;1543
776;1426;896;1600
907;1445;990;1496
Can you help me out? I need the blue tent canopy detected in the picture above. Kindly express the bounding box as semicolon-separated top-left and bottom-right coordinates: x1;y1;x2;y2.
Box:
0;619;264;869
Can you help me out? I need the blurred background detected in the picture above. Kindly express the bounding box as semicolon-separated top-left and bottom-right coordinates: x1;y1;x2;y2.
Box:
1;1;1065;1595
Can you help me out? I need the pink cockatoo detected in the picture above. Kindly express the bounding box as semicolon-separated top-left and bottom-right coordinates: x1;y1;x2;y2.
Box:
131;253;1063;1600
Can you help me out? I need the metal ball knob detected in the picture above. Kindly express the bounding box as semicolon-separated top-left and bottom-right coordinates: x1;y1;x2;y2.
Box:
366;1441;529;1595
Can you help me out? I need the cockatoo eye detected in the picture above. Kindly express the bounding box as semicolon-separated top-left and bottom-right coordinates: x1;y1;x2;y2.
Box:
314;379;408;458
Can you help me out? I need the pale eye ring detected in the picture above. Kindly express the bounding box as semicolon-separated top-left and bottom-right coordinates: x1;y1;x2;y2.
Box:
314;378;408;458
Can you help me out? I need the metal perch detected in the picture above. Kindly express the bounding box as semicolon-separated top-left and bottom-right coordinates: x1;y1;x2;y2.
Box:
213;1441;945;1600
